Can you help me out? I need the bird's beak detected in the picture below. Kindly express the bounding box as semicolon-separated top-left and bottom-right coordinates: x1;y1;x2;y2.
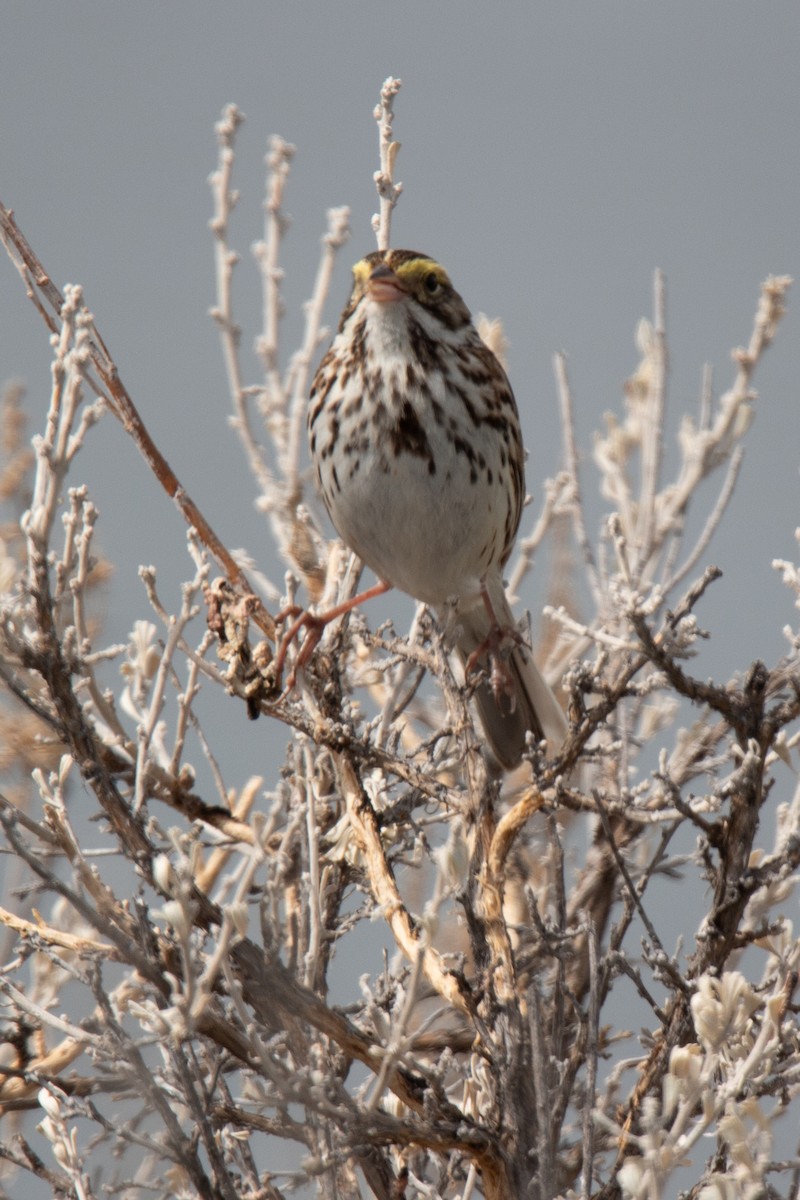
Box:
367;264;407;304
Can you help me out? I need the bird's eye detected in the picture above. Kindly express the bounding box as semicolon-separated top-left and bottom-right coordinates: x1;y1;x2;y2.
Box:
423;272;441;295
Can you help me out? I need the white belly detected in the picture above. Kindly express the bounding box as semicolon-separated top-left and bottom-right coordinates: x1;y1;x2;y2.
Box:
319;415;512;609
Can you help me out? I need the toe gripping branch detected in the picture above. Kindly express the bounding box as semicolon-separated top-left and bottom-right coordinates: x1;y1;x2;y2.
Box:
271;579;392;694
463;584;527;715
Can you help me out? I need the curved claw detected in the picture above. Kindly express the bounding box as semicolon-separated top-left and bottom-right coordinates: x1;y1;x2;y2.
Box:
463;582;528;712
269;579;392;695
275;611;326;697
464;626;523;711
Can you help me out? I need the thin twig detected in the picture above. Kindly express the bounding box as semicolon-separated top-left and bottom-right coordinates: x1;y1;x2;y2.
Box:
554;352;603;607
635;270;667;574
0;199;276;640
371;77;403;252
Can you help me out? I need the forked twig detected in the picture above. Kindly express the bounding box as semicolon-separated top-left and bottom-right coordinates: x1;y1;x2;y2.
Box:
0;200;276;641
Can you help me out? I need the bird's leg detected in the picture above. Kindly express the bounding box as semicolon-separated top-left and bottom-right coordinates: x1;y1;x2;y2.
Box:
272;579;392;693
463;584;526;711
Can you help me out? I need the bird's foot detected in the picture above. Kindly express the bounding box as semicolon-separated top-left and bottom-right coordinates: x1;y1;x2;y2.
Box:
464;624;524;713
271;579;392;695
463;583;529;713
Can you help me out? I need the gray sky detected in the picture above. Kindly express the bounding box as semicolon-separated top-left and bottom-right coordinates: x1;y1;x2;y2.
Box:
1;3;799;774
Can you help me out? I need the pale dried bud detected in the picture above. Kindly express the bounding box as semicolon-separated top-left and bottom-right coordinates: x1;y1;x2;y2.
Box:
159;900;192;940
38;1087;63;1120
226;901;249;939
617;1156;645;1198
476;314;509;368
121;620;160;683
691;972;760;1054
663;1042;703;1116
669;1042;703;1080
153;854;175;896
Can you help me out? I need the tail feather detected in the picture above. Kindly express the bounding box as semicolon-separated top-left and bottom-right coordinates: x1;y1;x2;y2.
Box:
454;589;567;769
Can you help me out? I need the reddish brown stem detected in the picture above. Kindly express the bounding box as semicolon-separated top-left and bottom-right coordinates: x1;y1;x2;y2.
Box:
0;201;276;641
274;579;391;689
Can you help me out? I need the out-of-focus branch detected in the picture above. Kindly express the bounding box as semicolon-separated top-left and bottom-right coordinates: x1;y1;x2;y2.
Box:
209;104;274;499
0;200;276;641
282;205;350;499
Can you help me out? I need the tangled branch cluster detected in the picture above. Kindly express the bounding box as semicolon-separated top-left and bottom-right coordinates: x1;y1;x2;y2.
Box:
0;83;798;1200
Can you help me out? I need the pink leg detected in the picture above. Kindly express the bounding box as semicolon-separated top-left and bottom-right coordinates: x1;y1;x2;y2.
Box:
272;579;392;692
463;583;525;709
